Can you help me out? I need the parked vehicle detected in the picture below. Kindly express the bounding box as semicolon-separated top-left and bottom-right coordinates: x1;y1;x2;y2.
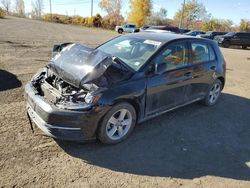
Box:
198;31;228;40
143;29;173;34
140;26;150;31
186;30;205;36
25;33;226;144
214;32;250;49
179;28;191;34
115;24;137;34
147;26;181;34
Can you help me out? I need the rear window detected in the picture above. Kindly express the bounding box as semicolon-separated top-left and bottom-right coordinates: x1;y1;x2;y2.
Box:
191;42;215;64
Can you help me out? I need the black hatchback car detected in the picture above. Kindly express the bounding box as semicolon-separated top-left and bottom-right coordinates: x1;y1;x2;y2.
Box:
214;32;250;49
25;33;226;144
199;31;228;40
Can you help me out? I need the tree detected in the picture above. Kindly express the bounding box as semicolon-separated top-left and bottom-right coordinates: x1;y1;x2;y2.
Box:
128;0;152;27
147;8;168;25
201;19;233;32
174;0;211;29
15;0;25;16
240;19;250;32
31;0;43;19
1;0;11;13
0;7;6;18
99;0;123;25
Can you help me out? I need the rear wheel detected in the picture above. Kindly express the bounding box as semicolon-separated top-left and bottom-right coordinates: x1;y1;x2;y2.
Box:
98;102;136;144
118;29;123;34
202;79;222;106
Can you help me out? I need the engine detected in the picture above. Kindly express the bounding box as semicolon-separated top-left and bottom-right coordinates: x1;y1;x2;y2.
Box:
31;68;99;110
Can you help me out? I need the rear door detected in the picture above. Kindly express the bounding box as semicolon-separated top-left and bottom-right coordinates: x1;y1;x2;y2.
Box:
231;33;242;45
145;41;193;115
184;41;217;101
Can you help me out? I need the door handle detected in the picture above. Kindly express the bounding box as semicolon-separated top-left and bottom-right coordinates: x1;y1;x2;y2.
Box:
184;72;192;77
210;66;216;70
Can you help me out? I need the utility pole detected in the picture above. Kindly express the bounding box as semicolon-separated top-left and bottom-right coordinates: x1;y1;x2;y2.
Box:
49;0;52;21
179;0;186;29
91;0;93;17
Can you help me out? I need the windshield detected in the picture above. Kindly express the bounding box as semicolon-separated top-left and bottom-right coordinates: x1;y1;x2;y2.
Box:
97;36;162;71
224;32;235;36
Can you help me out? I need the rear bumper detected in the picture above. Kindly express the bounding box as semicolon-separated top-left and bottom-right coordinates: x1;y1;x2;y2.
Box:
25;82;109;141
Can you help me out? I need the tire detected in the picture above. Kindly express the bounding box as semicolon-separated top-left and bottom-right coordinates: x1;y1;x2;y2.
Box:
223;41;230;48
242;45;247;49
97;102;136;144
201;79;222;106
118;29;123;34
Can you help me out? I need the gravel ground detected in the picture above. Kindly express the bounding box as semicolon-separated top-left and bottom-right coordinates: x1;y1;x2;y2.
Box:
0;17;250;188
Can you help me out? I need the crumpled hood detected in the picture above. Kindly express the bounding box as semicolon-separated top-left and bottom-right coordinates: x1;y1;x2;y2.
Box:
48;43;113;88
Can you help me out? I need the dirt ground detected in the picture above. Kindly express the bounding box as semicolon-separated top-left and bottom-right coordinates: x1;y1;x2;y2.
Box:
0;17;250;188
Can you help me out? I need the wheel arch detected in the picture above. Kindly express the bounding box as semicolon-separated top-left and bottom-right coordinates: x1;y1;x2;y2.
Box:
217;76;225;89
96;98;141;135
112;98;141;123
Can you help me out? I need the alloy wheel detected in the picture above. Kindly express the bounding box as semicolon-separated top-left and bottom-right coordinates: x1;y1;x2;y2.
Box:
208;83;221;104
106;109;132;140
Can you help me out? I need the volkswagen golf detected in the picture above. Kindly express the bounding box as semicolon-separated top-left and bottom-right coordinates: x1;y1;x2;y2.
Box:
25;32;226;144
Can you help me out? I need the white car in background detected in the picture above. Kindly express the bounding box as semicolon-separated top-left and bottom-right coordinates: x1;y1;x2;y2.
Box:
115;24;138;34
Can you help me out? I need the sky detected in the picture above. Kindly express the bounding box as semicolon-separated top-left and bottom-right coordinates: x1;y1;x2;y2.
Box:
22;0;250;25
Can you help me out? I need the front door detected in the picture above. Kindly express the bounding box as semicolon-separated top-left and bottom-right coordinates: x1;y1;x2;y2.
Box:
145;41;193;116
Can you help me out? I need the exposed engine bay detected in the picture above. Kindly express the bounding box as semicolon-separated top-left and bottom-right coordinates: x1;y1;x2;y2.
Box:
31;61;131;111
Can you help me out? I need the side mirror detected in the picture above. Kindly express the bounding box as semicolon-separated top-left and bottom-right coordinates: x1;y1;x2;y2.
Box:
233;35;238;39
155;63;167;74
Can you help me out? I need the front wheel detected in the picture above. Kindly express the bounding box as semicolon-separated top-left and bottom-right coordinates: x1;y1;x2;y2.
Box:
97;102;136;144
202;79;222;106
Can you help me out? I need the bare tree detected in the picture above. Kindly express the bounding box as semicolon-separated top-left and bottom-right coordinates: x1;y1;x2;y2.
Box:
31;0;43;19
15;0;25;16
1;0;11;13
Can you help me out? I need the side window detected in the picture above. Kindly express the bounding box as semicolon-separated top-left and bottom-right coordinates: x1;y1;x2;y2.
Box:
236;33;243;38
191;42;209;64
209;45;216;61
155;42;189;71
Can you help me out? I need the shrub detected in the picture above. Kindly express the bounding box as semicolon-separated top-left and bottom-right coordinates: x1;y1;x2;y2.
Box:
0;8;6;18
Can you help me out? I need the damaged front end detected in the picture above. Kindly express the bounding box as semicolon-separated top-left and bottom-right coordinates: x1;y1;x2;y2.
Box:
29;43;132;111
31;67;101;111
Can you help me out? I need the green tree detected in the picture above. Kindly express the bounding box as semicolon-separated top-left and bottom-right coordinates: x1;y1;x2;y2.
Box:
128;0;152;27
174;0;210;29
201;19;233;32
240;19;250;32
0;7;6;18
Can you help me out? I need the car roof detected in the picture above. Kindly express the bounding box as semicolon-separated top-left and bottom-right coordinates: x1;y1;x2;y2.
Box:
126;32;203;44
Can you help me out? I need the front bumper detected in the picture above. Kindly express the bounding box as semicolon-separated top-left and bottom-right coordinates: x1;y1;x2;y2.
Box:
25;82;108;141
